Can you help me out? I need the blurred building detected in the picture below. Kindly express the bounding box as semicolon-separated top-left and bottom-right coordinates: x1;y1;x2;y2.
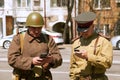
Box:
0;0;120;39
74;0;119;39
0;0;72;37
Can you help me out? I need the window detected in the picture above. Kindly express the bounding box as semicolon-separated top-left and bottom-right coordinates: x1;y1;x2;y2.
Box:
51;0;67;7
33;0;41;11
115;19;120;35
34;0;40;6
96;24;110;36
17;0;31;8
117;3;120;7
0;0;4;7
93;0;111;10
116;0;120;7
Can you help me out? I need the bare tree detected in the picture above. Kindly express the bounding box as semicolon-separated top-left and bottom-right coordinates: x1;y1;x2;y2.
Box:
63;0;74;44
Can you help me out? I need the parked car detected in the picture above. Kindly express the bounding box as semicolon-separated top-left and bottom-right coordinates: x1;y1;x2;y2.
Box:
42;28;64;44
0;35;14;49
110;35;120;50
0;28;63;49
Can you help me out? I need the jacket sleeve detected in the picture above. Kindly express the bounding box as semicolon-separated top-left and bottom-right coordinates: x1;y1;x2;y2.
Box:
69;40;83;80
88;37;113;69
69;48;78;80
48;37;62;68
8;34;33;70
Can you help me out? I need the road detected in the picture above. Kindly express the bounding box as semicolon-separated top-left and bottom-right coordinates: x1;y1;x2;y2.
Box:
0;45;120;80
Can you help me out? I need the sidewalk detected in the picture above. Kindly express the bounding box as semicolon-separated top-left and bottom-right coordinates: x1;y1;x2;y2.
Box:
58;44;71;63
58;44;71;48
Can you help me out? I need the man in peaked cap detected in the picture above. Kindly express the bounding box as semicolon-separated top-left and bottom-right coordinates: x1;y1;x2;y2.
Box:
75;11;96;33
70;12;113;80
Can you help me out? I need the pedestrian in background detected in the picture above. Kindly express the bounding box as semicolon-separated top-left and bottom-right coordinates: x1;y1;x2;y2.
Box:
70;11;113;80
8;12;62;80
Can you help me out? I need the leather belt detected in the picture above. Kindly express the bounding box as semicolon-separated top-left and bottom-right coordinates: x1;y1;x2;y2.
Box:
80;73;105;78
91;73;105;78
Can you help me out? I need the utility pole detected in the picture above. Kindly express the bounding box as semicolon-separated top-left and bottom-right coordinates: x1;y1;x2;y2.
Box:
44;0;47;28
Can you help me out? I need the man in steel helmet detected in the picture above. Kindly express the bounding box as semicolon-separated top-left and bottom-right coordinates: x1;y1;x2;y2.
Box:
69;12;113;80
8;12;62;80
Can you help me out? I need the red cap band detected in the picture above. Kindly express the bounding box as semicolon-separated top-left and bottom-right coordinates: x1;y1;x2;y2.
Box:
77;21;93;28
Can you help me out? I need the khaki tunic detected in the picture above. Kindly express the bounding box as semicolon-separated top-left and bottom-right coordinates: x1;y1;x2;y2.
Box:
8;32;62;80
70;33;113;80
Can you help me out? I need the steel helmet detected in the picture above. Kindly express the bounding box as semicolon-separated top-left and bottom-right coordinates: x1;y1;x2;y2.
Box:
26;12;44;27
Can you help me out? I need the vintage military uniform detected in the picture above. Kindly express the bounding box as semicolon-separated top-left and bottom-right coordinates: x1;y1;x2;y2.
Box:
8;31;62;80
69;12;113;80
8;12;62;80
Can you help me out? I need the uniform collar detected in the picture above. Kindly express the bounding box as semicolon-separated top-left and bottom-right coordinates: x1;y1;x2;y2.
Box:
80;32;98;46
27;31;41;43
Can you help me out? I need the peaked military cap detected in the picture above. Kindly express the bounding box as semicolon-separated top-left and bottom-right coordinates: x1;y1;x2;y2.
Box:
75;12;96;32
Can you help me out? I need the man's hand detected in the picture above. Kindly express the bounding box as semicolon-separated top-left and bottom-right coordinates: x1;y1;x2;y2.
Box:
32;57;44;65
43;56;53;64
75;49;88;60
32;56;53;65
41;56;53;70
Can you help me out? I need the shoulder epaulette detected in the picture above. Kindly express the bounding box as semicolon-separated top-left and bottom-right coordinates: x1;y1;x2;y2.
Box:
98;33;111;41
71;36;80;43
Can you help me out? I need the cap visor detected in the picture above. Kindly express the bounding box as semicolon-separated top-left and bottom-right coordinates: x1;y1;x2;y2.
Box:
77;27;89;32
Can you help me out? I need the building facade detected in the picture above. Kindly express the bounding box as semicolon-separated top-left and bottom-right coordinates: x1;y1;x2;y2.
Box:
74;0;119;38
0;0;71;37
0;0;119;40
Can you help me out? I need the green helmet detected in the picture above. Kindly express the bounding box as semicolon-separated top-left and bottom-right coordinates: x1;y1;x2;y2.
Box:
26;12;44;27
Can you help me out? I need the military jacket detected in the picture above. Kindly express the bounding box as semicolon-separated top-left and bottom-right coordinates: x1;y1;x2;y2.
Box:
70;33;113;79
8;32;62;79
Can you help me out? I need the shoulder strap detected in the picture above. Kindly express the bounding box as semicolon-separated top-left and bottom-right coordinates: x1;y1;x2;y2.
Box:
93;36;99;55
20;32;25;53
92;36;100;75
71;36;80;43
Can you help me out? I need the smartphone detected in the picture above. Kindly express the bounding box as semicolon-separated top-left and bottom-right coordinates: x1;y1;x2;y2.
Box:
40;53;48;58
74;49;79;52
74;49;83;54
